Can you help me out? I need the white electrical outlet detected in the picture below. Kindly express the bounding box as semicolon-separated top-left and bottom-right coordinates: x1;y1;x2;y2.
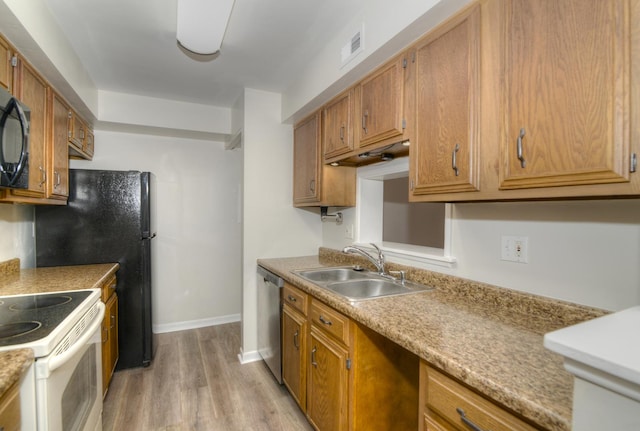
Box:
345;224;354;240
501;236;529;263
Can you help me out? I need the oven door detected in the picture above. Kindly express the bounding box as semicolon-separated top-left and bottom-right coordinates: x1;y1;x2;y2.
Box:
35;301;105;431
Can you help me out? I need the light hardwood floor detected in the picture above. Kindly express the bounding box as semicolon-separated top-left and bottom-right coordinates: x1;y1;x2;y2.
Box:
102;322;313;431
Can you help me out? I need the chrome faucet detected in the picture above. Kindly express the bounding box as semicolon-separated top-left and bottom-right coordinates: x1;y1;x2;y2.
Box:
342;243;386;275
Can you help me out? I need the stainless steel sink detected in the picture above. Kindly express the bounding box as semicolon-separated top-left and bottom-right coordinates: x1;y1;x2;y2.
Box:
295;267;371;283
294;267;434;301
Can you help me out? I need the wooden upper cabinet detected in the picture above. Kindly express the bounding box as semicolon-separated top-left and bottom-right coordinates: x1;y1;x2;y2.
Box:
293;112;356;207
500;0;632;189
293;113;321;204
85;128;95;158
48;91;70;199
12;56;48;198
0;35;12;92
411;4;481;197
68;110;85;151
357;55;406;148
323;89;354;160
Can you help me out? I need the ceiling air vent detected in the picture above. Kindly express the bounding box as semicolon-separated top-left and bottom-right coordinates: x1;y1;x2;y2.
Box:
341;24;364;68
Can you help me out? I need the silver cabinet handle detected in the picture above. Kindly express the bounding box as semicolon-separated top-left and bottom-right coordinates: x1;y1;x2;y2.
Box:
309;179;315;193
39;166;46;186
54;171;61;188
452;143;460;176
456;408;489;431
293;329;299;350
318;315;332;326
362;110;368;134
287;295;297;303
311;346;318;367
340;124;345;142
516;127;526;168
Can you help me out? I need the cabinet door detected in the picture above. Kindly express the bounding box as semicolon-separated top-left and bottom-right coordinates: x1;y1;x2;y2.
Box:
102;293;118;397
0;36;11;92
307;327;348;431
68;110;85;151
411;5;480;196
84;128;95;158
49;91;69;199
358;57;405;147
501;0;631;189
0;381;20;431
323;90;353;160
13;57;48;197
282;305;307;411
293;113;321;204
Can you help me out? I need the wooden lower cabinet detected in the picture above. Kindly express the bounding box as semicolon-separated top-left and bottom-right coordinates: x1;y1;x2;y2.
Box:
0;381;20;431
101;275;119;397
419;361;539;431
307;326;349;431
282;288;419;431
282;303;307;411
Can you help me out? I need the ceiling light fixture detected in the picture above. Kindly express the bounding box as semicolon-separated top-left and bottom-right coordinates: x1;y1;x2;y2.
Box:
176;0;236;55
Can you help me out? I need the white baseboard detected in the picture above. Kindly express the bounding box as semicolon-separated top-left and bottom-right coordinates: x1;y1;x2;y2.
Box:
153;313;241;334
238;349;262;364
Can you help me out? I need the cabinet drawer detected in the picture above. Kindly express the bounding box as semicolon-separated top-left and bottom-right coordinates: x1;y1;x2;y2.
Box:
283;283;308;316
101;274;117;303
0;381;20;431
310;300;350;345
424;365;538;431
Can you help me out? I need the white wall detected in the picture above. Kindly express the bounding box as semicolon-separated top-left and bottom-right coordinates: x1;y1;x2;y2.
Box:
0;204;35;267
323;197;640;312
71;129;243;331
282;0;473;121
241;88;322;362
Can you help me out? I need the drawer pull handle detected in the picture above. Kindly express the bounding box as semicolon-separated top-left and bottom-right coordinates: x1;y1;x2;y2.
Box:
293;329;299;350
311;346;318;367
456;408;489;431
287;295;297;303
318;315;332;326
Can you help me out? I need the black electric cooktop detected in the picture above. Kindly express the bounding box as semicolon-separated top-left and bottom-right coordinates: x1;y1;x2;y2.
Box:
0;290;92;347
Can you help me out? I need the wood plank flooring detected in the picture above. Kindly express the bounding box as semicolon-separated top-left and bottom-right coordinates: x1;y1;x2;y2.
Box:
102;322;313;431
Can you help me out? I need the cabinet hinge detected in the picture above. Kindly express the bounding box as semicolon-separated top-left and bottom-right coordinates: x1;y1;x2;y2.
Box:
402;58;407;69
10;55;17;67
402;118;406;130
631;153;637;173
346;358;351;370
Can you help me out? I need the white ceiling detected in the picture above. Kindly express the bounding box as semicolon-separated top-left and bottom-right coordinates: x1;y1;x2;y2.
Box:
43;0;367;109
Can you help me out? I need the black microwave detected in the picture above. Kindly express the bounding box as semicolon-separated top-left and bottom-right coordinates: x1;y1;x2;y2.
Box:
0;86;30;189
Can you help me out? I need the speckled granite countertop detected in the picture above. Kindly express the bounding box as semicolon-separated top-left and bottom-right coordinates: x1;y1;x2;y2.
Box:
0;259;119;400
0;261;119;296
0;349;33;395
258;248;607;431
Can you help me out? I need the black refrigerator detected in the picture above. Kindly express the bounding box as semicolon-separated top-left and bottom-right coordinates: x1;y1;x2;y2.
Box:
35;169;156;370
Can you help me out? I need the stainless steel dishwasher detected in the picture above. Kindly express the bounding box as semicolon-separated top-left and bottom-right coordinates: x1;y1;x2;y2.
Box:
257;265;284;383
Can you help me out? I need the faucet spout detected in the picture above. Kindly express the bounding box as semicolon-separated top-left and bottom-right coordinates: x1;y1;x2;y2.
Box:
342;243;386;275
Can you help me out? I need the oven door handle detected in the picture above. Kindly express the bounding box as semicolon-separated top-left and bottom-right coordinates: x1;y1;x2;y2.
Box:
48;302;105;373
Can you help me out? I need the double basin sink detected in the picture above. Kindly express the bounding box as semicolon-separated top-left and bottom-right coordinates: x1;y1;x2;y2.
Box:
293;266;433;302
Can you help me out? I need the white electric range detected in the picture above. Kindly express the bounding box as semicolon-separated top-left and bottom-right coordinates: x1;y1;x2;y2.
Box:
0;289;105;431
